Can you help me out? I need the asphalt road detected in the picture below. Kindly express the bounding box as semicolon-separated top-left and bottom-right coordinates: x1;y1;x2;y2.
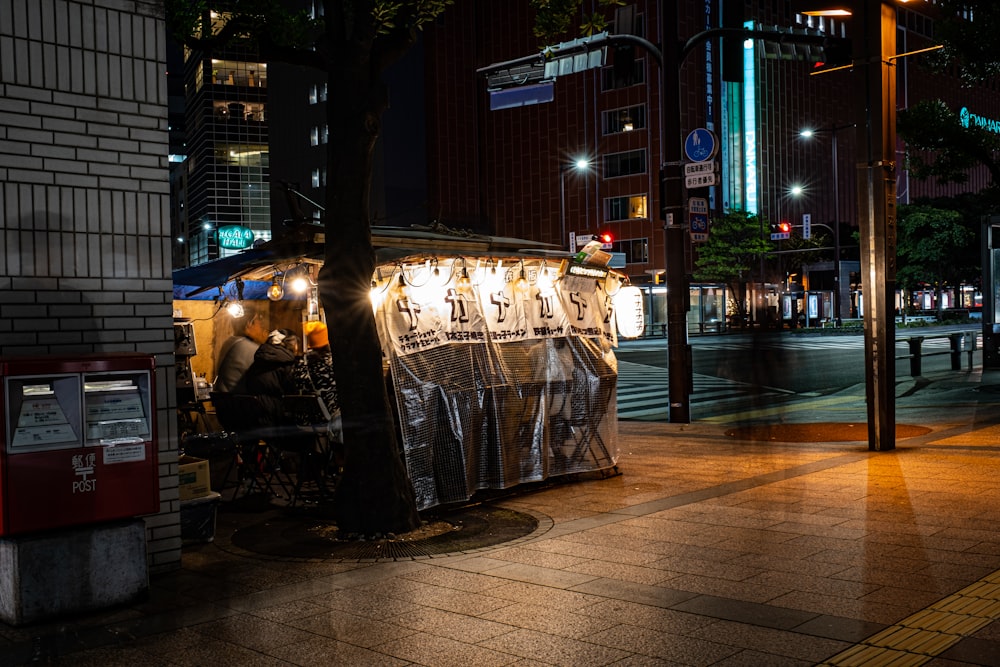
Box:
617;325;979;394
613;324;982;420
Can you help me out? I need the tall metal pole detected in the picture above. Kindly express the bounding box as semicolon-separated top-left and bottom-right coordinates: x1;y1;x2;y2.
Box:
661;0;691;423
559;167;567;249
856;0;897;451
832;127;842;326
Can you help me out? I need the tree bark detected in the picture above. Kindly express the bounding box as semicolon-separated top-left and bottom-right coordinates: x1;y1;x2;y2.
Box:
319;69;420;536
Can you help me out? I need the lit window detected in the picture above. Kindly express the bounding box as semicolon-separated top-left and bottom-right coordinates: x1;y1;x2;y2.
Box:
309;85;318;104
310;127;319;146
602;105;646;134
605;195;648;221
321;125;328;144
320;82;327;102
312;168;320;188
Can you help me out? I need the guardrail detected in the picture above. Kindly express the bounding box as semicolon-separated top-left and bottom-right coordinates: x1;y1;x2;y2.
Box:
897;330;979;377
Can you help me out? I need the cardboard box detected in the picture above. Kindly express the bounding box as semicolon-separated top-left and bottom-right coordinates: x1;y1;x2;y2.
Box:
178;455;211;500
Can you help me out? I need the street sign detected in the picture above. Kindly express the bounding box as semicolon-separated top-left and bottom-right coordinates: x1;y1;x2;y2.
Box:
802;213;811;239
689;197;709;242
683;161;716;176
684;128;718;162
685;172;716;188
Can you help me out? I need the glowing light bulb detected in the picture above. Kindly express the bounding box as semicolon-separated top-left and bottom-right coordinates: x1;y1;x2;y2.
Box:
290;276;309;294
267;277;284;301
226;301;245;318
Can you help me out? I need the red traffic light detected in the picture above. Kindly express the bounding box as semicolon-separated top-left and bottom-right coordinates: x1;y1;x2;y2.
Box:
778;221;791;234
598;232;614;245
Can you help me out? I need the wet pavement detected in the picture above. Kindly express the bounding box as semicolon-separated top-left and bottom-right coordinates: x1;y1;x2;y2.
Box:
3;364;1000;666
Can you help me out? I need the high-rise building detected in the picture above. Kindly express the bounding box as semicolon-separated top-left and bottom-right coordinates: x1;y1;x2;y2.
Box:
171;11;271;269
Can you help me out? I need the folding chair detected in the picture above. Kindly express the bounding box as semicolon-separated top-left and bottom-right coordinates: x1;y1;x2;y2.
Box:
210;392;290;500
278;393;338;506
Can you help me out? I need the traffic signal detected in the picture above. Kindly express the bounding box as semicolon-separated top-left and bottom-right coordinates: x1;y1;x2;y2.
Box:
770;221;791;240
598;232;614;248
815;37;852;70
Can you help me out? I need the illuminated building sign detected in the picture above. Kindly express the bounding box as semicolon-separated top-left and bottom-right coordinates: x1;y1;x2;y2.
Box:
960;107;1000;134
217;225;255;250
743;20;759;215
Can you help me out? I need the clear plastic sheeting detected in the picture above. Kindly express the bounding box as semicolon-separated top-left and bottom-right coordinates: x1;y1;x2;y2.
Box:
374;257;620;510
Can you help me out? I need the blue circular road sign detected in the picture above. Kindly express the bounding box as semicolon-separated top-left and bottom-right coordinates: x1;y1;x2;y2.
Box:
684;128;717;163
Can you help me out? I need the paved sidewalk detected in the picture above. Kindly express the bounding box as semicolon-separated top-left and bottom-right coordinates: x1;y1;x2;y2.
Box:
4;368;1000;666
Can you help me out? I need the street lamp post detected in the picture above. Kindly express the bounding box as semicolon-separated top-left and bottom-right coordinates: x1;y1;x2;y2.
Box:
559;158;590;250
801;123;853;327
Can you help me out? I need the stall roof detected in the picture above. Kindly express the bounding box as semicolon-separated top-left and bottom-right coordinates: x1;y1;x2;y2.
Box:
173;223;568;295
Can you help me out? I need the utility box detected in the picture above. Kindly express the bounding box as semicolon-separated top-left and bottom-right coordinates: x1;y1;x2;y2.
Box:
0;354;158;535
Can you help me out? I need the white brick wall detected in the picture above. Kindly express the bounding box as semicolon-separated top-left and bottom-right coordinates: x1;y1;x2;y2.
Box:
0;0;180;572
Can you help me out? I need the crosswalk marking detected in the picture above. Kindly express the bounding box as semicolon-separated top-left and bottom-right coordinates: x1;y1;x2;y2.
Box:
616;360;793;420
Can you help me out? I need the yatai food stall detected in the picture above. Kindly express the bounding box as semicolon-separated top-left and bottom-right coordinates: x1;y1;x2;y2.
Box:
173;224;644;510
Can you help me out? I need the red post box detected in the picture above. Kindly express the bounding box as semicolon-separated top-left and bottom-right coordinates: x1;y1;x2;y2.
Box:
0;353;158;535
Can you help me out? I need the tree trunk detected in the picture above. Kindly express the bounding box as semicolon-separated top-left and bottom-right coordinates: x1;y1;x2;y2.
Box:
319;74;420;536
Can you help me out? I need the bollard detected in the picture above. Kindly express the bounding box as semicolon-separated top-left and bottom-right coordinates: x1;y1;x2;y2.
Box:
949;333;963;370
908;337;923;376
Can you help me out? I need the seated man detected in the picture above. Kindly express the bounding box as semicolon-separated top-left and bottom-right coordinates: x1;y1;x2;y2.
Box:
214;303;269;392
236;328;300;427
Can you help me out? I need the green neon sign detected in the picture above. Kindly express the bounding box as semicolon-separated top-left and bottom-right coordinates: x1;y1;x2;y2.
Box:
217;225;255;250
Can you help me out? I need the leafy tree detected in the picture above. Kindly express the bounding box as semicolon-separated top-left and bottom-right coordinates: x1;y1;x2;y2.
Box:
896;204;974;316
693;210;772;327
927;0;1000;85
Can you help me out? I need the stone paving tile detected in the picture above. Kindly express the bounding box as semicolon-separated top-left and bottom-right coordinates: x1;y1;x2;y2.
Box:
387;605;514;643
189;613;316;652
167;638;296;666
767;589;914;624
744;570;881;599
563;558;678;586
286;609;417;648
659;573;791;604
479;627;632;667
243;598;336;623
436;555;512;573
484;562;600;590
378;631;519;667
530;536;664;566
486;581;605;611
570;578;698;609
487;545;595;570
605;655;687;666
577;598;719;635
729;551;850;578
266;634;410;666
645;555;766;582
40;644;174;667
414;586;518;616
399;565;509;593
708;648;813;666
479;602;621;640
306;588;425;620
586;622;740;664
832;565;970;596
687;618;852;662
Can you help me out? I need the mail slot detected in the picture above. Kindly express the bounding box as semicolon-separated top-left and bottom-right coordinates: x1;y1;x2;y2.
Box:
0;353;158;535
